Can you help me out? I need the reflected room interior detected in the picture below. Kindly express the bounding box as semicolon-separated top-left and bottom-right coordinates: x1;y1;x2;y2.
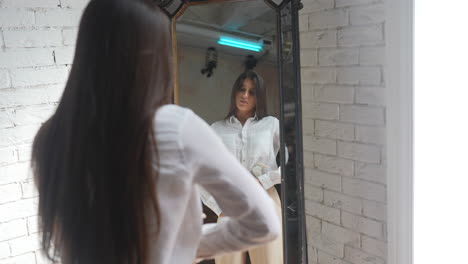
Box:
174;0;283;263
176;0;280;123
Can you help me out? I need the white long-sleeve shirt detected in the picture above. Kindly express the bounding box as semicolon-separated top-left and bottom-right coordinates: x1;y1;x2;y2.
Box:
199;115;282;216
148;105;280;263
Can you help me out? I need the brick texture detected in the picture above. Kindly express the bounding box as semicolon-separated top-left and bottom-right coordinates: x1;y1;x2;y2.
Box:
300;0;387;263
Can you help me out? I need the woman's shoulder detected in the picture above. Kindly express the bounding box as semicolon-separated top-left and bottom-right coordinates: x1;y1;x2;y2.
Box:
154;104;195;132
263;115;279;121
156;104;201;122
210;119;228;129
260;115;279;125
156;104;191;117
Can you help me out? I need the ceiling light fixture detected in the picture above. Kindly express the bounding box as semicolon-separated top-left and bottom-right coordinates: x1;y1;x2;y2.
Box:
217;37;262;52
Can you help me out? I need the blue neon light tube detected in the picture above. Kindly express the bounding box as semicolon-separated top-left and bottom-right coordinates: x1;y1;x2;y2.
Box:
217;37;262;52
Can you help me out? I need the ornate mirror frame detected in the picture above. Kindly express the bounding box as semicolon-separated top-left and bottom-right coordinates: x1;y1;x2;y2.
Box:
153;0;307;262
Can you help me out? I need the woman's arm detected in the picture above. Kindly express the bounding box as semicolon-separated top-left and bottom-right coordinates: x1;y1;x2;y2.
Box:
256;168;281;190
255;117;286;190
180;111;280;259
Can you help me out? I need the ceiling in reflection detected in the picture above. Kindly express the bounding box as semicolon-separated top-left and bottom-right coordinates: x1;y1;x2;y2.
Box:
176;0;277;60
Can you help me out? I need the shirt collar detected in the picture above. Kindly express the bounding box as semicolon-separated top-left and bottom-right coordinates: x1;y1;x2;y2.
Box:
228;114;258;124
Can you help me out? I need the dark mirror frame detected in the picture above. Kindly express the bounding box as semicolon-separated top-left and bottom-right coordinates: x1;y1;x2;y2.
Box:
153;0;307;263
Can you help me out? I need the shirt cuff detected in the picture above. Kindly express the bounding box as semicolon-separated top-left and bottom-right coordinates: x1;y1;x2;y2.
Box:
257;169;281;190
199;186;223;216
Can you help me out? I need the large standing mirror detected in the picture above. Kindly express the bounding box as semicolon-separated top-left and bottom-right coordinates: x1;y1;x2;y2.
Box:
155;0;306;263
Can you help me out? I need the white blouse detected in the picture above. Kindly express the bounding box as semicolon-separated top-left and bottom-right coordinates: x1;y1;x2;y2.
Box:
149;105;280;263
200;115;282;216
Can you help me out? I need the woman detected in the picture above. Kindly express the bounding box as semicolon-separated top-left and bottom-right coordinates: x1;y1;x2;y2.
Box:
31;1;280;264
200;68;284;264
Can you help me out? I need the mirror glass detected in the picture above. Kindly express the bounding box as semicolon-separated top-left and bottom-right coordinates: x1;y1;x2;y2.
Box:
174;1;286;263
176;0;279;122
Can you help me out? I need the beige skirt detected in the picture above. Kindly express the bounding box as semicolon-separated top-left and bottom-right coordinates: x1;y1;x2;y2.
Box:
215;187;283;264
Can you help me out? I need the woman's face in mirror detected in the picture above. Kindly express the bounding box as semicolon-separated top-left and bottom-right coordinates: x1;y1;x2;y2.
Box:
235;78;257;115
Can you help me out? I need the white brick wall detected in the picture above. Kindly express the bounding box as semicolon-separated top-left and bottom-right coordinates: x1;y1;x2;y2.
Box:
26;216;39;235
304;136;337;155
0;252;36;264
0;0;58;8
10;67;69;87
35;9;82;27
0;10;35;28
0;84;63;108
0;184;22;204
300;30;337;49
309;232;344;257
0;49;55;68
314;85;354;104
337;141;381;163
301;0;334;14
0;0;88;262
319;48;359;66
341;211;383;239
300;0;387;263
361;235;386;259
8;235;40;256
339;105;384;125
309;9;348;30
0;163;30;186
317;250;352;264
314;154;354;176
338;25;384;46
306;200;341;225
322;222;360;247
0;147;17;165
302;67;337;84
336;67;381;85
0;71;10;89
344;246;384;264
303;102;339;120
323;190;361;214
3;30;63;48
305;168;342;192
0;243;10;260
315;120;354;140
62;29;78;46
349;4;384;25
54;47;75;65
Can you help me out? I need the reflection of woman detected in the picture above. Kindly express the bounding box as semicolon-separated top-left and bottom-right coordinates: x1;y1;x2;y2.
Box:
200;68;284;264
30;1;280;264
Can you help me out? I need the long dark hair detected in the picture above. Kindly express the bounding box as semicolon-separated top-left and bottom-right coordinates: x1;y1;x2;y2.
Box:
31;0;172;263
225;56;267;120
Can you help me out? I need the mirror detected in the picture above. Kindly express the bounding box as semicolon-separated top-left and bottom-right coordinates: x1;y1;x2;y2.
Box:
156;0;307;263
175;0;283;264
176;2;284;263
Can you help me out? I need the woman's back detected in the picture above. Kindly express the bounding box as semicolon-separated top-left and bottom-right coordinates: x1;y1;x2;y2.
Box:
149;104;280;263
149;104;202;263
